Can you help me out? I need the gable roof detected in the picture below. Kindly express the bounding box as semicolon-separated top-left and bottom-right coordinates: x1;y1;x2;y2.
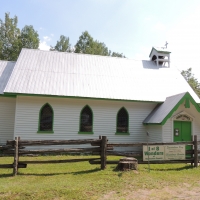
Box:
149;47;171;57
0;61;16;94
3;49;200;103
143;92;200;125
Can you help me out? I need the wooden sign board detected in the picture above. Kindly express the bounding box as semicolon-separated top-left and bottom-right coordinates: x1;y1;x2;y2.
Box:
143;145;165;161
165;145;185;160
143;145;185;161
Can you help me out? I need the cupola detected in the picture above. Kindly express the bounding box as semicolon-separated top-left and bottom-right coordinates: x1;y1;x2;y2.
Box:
149;44;171;67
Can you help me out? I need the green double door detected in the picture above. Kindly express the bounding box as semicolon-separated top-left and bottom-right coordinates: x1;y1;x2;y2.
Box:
174;121;192;151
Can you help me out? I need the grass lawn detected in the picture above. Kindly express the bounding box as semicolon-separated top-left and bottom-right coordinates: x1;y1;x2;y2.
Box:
0;155;200;200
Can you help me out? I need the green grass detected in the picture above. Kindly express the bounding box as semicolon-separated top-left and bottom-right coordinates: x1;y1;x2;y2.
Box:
0;155;200;199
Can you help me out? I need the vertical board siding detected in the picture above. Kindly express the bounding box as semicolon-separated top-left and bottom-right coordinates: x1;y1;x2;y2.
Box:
14;96;157;149
0;97;16;144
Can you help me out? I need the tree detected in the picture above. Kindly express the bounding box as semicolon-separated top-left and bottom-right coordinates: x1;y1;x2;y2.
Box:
74;31;96;54
181;68;200;98
20;25;39;49
111;52;125;58
50;35;71;52
0;13;39;61
0;13;20;60
75;31;125;57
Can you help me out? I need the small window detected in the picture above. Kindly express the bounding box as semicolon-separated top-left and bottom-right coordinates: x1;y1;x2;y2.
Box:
79;105;93;133
38;103;54;133
116;107;129;133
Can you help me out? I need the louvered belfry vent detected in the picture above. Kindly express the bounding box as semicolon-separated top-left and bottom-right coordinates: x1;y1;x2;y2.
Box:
80;106;92;132
40;104;53;131
117;108;128;133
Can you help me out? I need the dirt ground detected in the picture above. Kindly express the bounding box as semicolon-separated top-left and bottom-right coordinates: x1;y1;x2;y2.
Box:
101;183;200;200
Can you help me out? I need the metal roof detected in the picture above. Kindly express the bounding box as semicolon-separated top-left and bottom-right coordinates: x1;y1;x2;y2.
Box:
4;49;200;103
143;92;187;124
0;61;16;94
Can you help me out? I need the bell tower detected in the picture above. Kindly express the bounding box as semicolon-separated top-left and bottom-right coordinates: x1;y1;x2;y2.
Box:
149;44;171;67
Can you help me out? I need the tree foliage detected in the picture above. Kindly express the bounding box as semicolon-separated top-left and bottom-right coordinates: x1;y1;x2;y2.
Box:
50;35;71;52
20;25;39;49
181;68;200;98
0;13;39;61
74;31;125;57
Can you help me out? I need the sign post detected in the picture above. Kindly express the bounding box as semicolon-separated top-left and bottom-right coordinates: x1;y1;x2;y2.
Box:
146;131;150;172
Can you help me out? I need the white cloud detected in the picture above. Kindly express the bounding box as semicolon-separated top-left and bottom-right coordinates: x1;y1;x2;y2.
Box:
43;36;51;41
39;35;52;51
39;41;50;51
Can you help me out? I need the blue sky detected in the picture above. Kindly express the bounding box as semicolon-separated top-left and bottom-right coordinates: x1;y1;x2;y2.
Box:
1;0;200;79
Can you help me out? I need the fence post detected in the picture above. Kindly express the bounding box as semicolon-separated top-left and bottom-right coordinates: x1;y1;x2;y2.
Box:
13;137;19;176
194;135;198;168
101;136;107;170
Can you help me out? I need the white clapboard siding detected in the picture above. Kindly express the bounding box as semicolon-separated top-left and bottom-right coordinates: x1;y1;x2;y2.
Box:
0;97;16;144
162;120;172;142
14;96;157;150
146;125;162;143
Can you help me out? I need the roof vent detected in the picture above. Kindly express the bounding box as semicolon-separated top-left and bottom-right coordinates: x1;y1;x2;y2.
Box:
149;44;171;67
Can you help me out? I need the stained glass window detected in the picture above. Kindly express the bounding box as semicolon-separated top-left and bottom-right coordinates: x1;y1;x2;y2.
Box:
80;106;93;132
117;107;128;133
39;104;53;131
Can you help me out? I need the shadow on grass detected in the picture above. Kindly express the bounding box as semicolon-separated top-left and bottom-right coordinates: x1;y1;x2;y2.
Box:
146;165;193;171
0;174;14;178
5;167;102;177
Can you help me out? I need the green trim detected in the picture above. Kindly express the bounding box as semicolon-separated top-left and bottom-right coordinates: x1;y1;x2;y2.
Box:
149;47;171;58
3;92;162;104
115;132;130;135
185;97;190;108
38;103;54;133
145;92;200;126
0;94;16;98
143;123;162;126
79;105;93;133
161;92;200;125
78;131;94;134
37;131;54;134
116;107;129;134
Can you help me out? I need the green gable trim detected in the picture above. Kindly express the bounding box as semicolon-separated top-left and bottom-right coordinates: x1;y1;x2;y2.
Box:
3;92;162;104
185;97;190;108
145;92;200;125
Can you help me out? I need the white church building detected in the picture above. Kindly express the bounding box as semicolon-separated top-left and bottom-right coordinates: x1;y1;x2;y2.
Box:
0;47;200;146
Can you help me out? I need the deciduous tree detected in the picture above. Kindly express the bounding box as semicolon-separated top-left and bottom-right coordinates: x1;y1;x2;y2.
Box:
181;68;200;98
0;13;39;61
50;35;71;52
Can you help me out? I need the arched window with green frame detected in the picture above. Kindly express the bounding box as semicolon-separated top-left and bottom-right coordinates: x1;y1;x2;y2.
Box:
116;107;129;134
38;103;54;133
79;105;93;134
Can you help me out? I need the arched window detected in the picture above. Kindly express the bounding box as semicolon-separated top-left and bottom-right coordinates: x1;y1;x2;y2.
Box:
79;105;93;133
116;107;129;133
38;103;54;132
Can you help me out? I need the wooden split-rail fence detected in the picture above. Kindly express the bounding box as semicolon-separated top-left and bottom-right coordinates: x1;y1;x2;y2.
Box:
0;135;199;176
